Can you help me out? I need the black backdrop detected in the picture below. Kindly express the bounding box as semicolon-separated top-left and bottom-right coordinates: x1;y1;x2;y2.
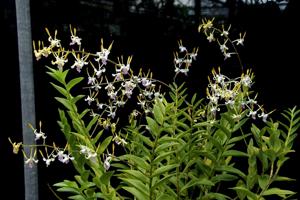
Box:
1;0;300;199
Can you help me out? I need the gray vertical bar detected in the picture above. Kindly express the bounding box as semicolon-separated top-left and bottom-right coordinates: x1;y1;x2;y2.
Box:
15;0;39;199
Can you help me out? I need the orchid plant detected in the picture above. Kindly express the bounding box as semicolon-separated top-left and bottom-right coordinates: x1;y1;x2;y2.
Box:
10;18;299;200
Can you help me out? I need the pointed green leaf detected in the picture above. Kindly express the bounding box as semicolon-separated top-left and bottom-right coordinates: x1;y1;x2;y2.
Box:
214;123;231;138
216;166;246;179
122;186;149;200
138;134;153;148
153;101;164;125
120;169;149;184
46;67;69;84
146;117;160;136
274;176;295;182
99;171;114;185
151;164;178;177
258;174;269;190
68;195;86;200
155;142;178;153
176;120;190;130
157;193;175;200
119;155;149;171
211;174;238;183
72;94;85;104
97;136;112;155
55;97;73;110
50;82;69;97
262;188;295;198
235;180;246;200
181;110;193;123
72;132;88;143
223;150;248;157
231;186;258;200
92;130;104;145
152;151;175;164
158;136;178;144
180;178;214;193
191;93;197;104
152;173;174;189
120;178;149;197
232;118;248;132
66;77;84;91
202;193;230;200
86;115;99;132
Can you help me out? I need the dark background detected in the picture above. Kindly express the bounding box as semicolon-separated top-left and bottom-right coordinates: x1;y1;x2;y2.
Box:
1;0;300;199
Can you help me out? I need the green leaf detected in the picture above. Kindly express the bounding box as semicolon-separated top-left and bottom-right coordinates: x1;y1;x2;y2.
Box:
122;186;149;200
191;93;197;104
46;67;69;84
231;186;258;200
56;187;80;194
202;193;230;200
58;109;71;138
86;115;99;132
138;134;153;148
157;136;178;144
92;130;104;145
54;180;79;188
273;176;295;182
152;151;175;164
68;195;86;200
53;182;68;188
232;118;248;132
155;142;178;153
175;120;190;131
215;166;246;179
97;136;112;155
199;150;217;162
94;192;114;200
181;110;193;123
99;171;114;185
257;151;269;172
119;154;149;171
262;188;296;198
72;132;88;143
55;97;73;110
146;117;160;136
131;141;151;159
207;135;224;152
211;174;238;183
66;77;84;91
214;122;231;138
120;178;149;197
157;193;175;200
152;173;174;189
223;150;248;157
50;82;69;97
120;169;149;184
180;178;214;193
235;180;246;200
258;174;269;190
74;175;85;186
151;164;178;177
72;95;85;104
182;158;197;173
153;100;164;125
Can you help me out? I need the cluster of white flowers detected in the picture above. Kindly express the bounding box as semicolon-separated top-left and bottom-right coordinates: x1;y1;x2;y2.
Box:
174;40;198;76
30;26;171;170
17;128;75;168
199;18;246;61
206;68;271;122
17;20;267;172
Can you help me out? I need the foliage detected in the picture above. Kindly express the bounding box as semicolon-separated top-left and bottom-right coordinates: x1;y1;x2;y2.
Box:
9;19;299;199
